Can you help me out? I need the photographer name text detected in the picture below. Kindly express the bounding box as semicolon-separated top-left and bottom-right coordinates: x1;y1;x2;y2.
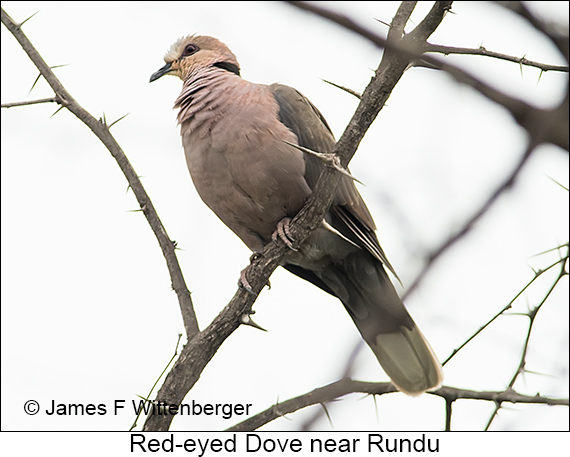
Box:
34;400;251;420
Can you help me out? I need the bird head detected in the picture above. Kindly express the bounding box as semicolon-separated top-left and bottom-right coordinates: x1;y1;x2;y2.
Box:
150;35;240;82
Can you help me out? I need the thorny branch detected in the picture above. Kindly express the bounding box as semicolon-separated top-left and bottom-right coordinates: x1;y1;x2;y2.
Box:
226;377;569;432
1;96;59;108
1;8;199;341
484;247;569;430
422;43;569;73
442;249;569;367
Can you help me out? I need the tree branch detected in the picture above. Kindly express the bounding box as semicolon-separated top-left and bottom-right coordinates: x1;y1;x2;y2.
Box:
226;377;569;431
423;42;569;72
484;253;569;430
1;96;59;108
443;249;568;368
0;7;199;340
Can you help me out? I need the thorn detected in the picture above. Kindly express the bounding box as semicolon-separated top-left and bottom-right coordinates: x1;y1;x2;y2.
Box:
125;176;146;194
322;79;361;99
372;394;380;424
523;369;557;379
320;403;333;428
374;18;391;28
519;54;527;77
240;313;267;332
128;202;146;213
50;106;64;118
411;58;440;71
109;113;130;129
29;74;42;95
19;10;40;28
283;140;364;185
28;64;69;96
273;396;288;419
504;312;532;317
546;176;569;192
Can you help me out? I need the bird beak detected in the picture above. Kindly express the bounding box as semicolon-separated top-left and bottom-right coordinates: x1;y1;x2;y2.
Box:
150;62;173;82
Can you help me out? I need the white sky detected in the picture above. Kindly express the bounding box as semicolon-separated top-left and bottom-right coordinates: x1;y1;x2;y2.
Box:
1;0;568;445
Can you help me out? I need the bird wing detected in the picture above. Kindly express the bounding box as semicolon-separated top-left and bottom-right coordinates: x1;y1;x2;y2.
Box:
269;84;399;281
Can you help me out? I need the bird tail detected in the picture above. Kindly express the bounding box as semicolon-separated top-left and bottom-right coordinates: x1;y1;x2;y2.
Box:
323;252;443;395
366;320;443;396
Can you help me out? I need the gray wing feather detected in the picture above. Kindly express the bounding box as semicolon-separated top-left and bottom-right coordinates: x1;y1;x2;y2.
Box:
270;84;399;280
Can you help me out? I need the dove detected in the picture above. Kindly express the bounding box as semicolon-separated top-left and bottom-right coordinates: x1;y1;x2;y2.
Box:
150;35;443;395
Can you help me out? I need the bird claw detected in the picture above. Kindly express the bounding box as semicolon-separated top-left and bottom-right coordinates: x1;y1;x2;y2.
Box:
239;252;272;294
239;266;256;295
272;217;297;251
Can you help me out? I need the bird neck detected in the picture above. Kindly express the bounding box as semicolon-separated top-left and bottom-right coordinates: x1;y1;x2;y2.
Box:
174;66;242;127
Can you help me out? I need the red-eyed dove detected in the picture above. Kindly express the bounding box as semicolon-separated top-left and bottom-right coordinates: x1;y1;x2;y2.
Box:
150;35;443;395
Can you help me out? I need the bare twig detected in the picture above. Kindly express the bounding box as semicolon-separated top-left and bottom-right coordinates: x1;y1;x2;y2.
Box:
444;249;568;368
1;96;58;108
423;43;569;72
484;250;569;430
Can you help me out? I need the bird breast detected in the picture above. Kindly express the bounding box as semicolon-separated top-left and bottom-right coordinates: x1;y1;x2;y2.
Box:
176;69;312;251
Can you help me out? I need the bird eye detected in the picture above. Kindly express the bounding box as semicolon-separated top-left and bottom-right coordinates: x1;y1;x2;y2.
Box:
183;44;199;56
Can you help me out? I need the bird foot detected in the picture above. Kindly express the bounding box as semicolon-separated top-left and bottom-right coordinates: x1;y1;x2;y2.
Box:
272;217;297;251
239;266;256;295
239;252;270;295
